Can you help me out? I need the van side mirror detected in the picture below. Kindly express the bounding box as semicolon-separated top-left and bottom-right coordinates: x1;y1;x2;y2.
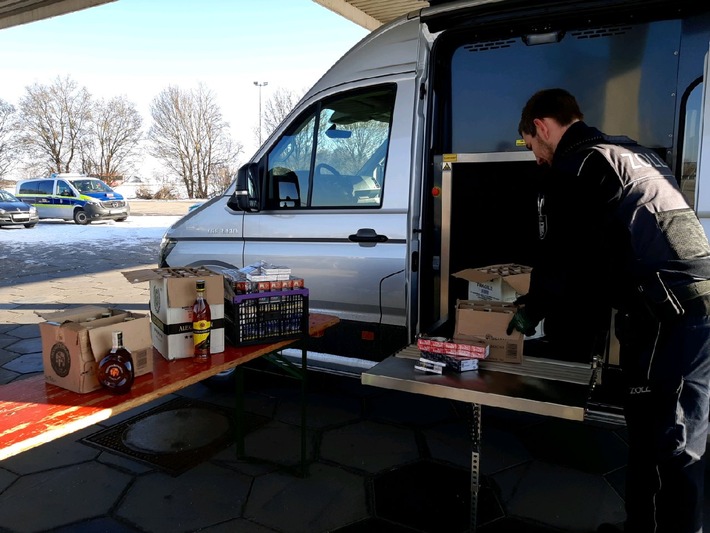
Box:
228;163;261;212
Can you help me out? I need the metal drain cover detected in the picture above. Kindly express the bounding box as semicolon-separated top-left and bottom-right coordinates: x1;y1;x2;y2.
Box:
123;407;230;454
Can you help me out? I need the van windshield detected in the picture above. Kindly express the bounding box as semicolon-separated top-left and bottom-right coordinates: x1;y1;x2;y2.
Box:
69;179;113;194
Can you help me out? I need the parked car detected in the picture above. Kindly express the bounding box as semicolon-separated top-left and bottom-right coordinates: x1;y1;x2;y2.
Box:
0;189;39;228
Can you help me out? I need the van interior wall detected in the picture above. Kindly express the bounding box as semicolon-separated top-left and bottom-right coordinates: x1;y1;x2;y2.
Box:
448;160;543;306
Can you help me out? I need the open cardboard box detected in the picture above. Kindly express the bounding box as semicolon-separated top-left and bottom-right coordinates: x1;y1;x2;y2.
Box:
453;300;524;363
38;306;153;393
453;263;531;302
123;267;225;360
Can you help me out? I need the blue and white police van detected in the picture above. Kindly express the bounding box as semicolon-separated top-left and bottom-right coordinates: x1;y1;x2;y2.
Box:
16;173;130;225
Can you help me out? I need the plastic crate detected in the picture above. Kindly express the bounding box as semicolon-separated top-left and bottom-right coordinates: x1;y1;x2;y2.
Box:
224;289;309;346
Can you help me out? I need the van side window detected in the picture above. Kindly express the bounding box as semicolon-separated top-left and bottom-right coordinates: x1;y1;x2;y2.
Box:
265;85;395;209
19;180;52;195
18;181;39;195
57;180;73;197
679;80;702;209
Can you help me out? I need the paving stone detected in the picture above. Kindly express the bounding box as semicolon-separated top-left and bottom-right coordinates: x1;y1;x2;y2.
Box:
0;461;132;533
491;460;626;531
275;390;362;429
4;336;42;355
1;426;100;475
0;366;20;385
3;324;41;339
199;518;279;532
2;352;42;374
321;420;419;473
0;467;17;492
519;418;628;475
51;517;142;533
245;463;368;533
117;462;251;533
243;420;316;466
372;459;473;533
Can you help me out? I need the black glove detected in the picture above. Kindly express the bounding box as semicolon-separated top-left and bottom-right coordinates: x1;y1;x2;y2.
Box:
506;307;538;336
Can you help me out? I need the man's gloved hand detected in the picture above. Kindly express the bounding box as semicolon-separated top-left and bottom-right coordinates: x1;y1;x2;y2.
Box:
506;307;538;336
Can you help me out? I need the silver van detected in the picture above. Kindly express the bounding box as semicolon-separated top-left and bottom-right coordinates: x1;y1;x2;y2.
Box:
159;0;710;416
16;173;130;225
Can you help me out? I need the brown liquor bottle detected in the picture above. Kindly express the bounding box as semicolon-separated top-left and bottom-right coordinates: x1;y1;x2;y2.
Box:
98;331;135;394
192;279;211;360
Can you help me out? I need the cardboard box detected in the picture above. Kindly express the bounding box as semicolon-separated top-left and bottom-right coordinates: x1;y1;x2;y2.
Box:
453;300;524;363
123;267;225;360
453;263;531;302
38;306;153;393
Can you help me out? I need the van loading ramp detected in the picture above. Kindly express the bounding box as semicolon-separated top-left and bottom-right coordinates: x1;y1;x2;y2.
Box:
363;344;623;423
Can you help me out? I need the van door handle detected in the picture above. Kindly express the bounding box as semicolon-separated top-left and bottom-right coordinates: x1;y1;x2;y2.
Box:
349;228;388;244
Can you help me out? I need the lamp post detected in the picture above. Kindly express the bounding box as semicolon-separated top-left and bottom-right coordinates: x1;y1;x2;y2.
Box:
254;81;268;145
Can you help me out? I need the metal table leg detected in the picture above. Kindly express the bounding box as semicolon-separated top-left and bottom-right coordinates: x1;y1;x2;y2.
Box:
470;403;482;532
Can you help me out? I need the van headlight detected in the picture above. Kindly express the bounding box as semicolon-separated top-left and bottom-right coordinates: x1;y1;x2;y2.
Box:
29;206;37;214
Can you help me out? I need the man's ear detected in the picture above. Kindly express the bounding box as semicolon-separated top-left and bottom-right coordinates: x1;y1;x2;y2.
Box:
533;118;549;140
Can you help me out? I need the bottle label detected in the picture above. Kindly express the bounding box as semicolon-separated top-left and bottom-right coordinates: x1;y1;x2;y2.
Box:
193;320;211;350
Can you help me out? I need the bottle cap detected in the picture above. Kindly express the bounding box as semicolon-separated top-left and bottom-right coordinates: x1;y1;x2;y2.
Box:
196;279;206;290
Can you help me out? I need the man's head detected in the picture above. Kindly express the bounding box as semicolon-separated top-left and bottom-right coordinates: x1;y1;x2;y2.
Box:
519;88;583;166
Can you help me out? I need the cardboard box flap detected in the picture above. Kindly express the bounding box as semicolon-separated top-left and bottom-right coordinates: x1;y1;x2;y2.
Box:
36;306;111;323
123;267;223;307
502;273;531;296
88;314;151;361
452;268;500;284
122;269;161;284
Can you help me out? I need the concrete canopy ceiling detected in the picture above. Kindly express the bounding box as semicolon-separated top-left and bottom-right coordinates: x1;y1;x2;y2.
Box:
0;0;115;30
0;0;429;32
313;0;431;30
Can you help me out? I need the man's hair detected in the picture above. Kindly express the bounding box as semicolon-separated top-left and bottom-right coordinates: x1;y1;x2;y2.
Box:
518;88;584;136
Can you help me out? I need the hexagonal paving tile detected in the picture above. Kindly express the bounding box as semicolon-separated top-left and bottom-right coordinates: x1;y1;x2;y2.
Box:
245;462;368;532
117;462;252;533
491;460;626;531
518;418;628;475
321;420;419;473
372;459;489;533
0;461;132;532
3;352;43;374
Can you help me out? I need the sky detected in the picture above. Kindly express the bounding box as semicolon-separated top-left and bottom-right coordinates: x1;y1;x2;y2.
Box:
0;0;369;176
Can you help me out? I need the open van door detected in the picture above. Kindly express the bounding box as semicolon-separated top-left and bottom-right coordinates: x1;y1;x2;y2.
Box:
695;46;710;236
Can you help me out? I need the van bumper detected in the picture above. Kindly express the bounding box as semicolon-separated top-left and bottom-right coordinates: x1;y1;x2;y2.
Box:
85;201;131;220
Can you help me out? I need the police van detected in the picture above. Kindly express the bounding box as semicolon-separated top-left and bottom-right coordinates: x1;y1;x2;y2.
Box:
16;173;130;225
158;0;710;420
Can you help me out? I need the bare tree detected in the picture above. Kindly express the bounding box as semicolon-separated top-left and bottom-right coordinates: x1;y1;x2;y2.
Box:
81;96;143;186
15;75;92;174
0;99;16;180
256;87;304;144
148;84;242;198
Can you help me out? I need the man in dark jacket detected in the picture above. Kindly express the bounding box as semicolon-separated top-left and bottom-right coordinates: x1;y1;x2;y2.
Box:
509;88;710;533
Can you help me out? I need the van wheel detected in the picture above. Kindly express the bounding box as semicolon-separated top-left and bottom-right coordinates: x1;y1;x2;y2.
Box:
73;209;90;225
115;217;127;222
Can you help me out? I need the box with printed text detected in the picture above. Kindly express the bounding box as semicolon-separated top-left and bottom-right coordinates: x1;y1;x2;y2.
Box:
38;306;153;393
123;267;225;360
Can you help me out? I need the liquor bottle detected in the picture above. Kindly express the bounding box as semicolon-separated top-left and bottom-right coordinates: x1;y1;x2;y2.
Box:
98;331;135;394
192;279;211;360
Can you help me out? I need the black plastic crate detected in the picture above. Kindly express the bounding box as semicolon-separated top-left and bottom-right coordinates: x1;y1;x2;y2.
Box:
224;289;309;346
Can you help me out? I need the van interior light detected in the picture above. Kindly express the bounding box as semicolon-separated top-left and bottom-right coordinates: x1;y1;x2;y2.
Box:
522;31;564;46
